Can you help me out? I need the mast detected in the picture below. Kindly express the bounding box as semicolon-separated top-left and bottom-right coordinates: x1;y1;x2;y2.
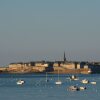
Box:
58;69;59;81
46;72;47;81
46;72;49;82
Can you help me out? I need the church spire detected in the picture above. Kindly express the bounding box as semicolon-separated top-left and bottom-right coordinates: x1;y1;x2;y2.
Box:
64;52;66;62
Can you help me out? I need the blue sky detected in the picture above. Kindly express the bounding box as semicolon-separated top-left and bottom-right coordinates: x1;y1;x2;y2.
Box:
0;0;100;66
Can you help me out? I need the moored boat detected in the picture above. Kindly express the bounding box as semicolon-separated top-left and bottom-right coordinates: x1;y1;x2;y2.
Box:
55;70;62;85
79;86;86;90
69;75;79;81
90;81;96;85
16;80;25;85
81;79;89;84
55;80;62;85
68;86;79;91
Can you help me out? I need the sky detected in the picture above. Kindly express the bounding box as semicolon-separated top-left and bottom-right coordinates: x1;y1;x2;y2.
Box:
0;0;100;66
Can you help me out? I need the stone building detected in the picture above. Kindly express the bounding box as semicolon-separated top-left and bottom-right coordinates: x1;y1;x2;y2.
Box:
60;62;76;69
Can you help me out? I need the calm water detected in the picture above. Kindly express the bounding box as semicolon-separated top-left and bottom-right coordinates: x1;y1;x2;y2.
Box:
0;74;100;100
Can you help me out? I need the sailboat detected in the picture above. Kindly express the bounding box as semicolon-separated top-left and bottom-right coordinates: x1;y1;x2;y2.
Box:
45;72;49;82
69;75;79;81
16;80;25;85
81;79;89;84
55;69;62;85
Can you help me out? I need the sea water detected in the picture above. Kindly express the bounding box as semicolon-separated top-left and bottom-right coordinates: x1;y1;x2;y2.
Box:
0;74;100;100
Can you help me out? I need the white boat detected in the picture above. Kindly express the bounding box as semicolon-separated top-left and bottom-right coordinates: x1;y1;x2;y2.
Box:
69;75;79;81
90;81;96;85
81;79;89;84
68;86;79;91
79;86;86;90
55;80;62;85
55;70;62;85
16;80;25;85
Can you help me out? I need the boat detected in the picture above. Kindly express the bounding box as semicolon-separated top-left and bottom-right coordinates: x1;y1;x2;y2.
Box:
81;79;89;84
68;86;79;91
55;70;62;85
79;86;86;90
16;80;25;85
69;75;79;81
90;81;96;85
68;85;86;91
55;80;62;85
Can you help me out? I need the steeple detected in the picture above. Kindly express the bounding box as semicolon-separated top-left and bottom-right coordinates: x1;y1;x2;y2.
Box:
64;52;66;62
